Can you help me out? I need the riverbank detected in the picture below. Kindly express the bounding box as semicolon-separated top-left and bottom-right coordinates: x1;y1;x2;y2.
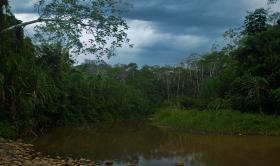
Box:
0;138;95;166
153;108;280;135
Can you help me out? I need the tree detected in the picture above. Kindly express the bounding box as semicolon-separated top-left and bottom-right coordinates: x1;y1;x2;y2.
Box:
1;0;130;58
230;75;269;113
0;0;9;13
244;8;268;35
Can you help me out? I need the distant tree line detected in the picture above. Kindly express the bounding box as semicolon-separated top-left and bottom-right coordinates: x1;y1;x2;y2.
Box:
79;8;280;115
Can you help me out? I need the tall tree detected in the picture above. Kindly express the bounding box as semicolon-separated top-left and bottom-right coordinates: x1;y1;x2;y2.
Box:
1;0;130;58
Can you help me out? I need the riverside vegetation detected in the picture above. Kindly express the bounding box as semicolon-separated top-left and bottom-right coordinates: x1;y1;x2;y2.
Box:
1;0;280;140
153;109;280;135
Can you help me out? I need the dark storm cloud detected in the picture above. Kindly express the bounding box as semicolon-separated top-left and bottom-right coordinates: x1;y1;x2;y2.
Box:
125;0;251;36
112;0;265;65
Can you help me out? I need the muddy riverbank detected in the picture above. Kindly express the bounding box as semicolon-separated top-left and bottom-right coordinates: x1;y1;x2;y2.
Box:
0;138;96;166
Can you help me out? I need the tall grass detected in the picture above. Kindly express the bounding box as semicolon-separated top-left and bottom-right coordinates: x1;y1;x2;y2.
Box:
153;108;280;135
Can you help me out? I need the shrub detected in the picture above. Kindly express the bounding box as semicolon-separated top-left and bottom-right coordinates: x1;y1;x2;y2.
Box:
0;122;16;139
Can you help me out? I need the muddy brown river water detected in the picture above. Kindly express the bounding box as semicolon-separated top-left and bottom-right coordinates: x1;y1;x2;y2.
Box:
27;121;280;166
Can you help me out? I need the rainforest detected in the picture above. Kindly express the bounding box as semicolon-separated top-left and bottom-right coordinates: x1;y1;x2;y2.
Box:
1;0;280;166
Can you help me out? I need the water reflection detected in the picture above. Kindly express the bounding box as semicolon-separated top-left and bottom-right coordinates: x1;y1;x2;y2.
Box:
29;121;280;166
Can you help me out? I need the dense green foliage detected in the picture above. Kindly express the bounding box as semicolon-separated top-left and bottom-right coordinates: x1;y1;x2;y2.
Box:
0;5;150;138
153;108;280;135
150;8;280;135
1;2;280;138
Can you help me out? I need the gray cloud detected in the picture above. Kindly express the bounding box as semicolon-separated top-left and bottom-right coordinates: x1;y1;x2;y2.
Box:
125;0;258;36
110;0;268;65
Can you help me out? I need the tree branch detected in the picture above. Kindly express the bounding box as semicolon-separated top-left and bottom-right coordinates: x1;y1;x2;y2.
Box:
0;17;96;34
0;18;56;33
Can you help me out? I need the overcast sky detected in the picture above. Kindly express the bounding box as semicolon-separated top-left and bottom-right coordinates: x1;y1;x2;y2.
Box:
9;0;277;66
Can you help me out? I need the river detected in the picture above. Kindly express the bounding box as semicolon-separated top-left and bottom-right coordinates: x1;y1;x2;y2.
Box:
27;121;280;166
